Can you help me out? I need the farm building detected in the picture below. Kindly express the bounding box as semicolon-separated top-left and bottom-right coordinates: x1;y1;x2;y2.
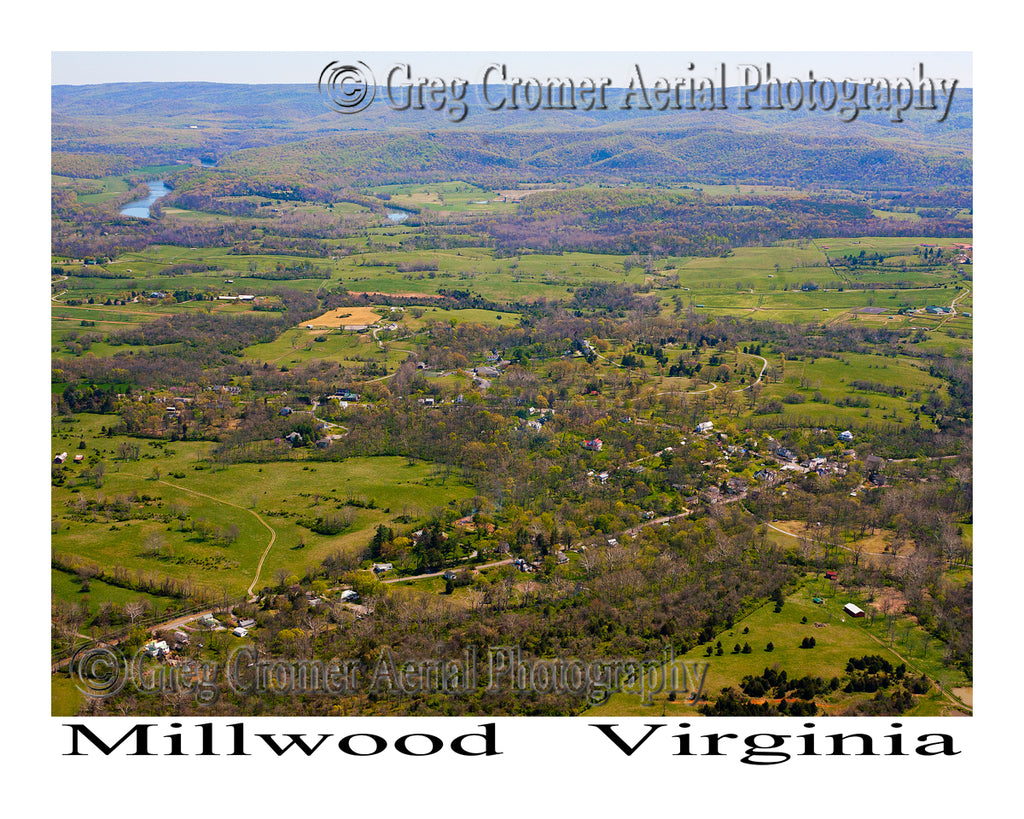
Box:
864;454;884;471
695;421;714;433
725;477;748;494
339;590;360;603
839;430;853;441
702;486;723;504
54;452;68;464
144;640;169;658
843;603;866;618
232;627;248;638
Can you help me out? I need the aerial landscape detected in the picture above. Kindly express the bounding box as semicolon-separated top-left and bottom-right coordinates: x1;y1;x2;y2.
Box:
50;60;973;719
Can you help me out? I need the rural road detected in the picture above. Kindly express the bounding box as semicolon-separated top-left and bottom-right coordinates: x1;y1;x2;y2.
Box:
382;558;514;583
654;353;766;398
740;503;910;562
731;354;768;392
51;605;221;673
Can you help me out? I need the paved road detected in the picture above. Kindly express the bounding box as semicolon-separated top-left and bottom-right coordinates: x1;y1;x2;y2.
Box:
731;354;768;393
624;510;691;538
381;558;513;584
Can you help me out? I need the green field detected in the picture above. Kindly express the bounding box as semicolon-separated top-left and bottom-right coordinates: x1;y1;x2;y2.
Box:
52;415;475;598
587;579;964;717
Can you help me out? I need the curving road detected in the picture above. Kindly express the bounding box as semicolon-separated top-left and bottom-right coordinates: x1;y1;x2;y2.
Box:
130;474;278;598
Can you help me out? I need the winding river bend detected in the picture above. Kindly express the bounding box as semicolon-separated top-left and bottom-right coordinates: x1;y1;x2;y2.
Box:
120;180;170;218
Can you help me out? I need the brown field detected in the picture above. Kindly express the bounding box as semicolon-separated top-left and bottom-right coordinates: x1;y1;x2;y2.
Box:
951;687;973;707
303;306;382;328
774;520;916;559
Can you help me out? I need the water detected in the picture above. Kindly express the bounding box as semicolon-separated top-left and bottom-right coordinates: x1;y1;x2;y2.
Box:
387;211;409;222
120;180;170;218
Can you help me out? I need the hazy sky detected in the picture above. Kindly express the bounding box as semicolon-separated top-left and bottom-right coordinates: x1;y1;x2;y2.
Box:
51;51;973;87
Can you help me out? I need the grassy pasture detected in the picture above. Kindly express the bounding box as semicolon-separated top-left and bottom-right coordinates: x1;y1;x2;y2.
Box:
51;676;84;717
367;181;517;214
57;234;969;335
51;567;180;622
871;209;923;221
586;581;948;717
52;415;475;597
401;307;520;329
243;325;394;368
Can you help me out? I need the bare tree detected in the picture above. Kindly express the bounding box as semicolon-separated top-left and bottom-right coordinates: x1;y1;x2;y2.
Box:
124;600;147;624
143;531;166;556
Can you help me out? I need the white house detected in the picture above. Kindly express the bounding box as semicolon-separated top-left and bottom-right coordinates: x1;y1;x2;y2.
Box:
695;421;714;433
144;640;169;657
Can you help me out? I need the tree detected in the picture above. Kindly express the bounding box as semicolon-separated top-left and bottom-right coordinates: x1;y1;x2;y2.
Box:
369;523;393;560
766;641;774;652
124;600;147;624
143;531;166;556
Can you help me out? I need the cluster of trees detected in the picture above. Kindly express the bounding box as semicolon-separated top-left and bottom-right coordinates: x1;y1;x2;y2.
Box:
479;188;970;257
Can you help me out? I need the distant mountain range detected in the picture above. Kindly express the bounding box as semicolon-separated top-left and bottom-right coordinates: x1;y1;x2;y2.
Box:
52;82;972;190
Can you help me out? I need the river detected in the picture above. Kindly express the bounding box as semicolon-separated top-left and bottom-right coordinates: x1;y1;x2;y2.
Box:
120;180;170;218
